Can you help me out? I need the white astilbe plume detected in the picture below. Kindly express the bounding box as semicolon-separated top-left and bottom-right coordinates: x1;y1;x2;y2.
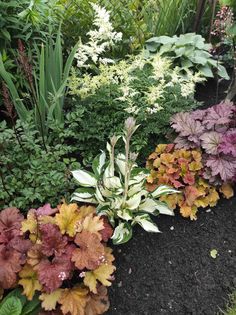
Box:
75;3;122;68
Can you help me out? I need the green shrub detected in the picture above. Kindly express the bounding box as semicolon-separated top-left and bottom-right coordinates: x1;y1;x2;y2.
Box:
0;119;80;210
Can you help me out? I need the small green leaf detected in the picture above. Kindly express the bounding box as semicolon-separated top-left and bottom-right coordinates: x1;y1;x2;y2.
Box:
0;297;22;315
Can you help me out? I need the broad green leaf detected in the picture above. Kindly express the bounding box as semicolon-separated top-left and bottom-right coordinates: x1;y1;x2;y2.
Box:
132;214;161;233
112;222;132;245
199;66;214;78
0;297;22;315
72;170;97;187
217;64;230;80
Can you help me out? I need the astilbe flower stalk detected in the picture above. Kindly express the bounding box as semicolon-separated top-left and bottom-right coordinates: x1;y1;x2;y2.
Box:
18;39;33;86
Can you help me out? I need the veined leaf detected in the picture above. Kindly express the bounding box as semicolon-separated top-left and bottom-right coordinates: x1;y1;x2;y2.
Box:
133;214;161;233
0;297;22;315
72;170;97;187
111;222;132;245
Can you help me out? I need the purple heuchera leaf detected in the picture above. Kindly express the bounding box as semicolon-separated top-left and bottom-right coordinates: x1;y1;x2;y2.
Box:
202;101;235;131
190;109;207;121
199;131;222;155
218;130;236;157
205;155;236;182
174;136;197;149
171;112;204;146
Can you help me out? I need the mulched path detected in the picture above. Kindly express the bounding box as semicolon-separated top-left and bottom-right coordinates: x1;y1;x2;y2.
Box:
108;196;236;315
107;79;236;315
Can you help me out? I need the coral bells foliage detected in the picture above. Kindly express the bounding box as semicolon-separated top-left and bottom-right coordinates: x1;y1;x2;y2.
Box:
0;208;31;289
171;101;236;185
146;144;233;220
0;202;115;315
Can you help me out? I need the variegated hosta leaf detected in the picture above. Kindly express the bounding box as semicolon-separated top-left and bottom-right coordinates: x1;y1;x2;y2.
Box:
103;176;122;190
92;152;106;176
111;222;132;245
132;214;161;233
117;208;133;221
154;201;174;216
138;198;159;214
115;153;126;176
128;182;144;197
129;171;147;186
71;188;98;204
125;190;147;210
110;196;123;210
72;170;97;187
152;185;179;198
95;186;105;203
97;206;116;227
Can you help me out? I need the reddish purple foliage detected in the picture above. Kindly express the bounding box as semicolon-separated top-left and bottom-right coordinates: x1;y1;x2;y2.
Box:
171;101;236;183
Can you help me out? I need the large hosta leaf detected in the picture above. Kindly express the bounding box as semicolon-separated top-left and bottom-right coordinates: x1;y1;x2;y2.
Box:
71;170;97;187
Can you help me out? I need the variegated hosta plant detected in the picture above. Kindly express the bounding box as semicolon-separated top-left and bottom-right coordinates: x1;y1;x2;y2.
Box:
71;117;178;244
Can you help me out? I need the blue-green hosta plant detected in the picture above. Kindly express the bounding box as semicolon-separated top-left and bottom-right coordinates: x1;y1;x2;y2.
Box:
145;33;229;80
71;118;178;245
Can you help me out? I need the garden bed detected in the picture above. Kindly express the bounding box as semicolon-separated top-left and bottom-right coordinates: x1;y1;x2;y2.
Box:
109;195;236;315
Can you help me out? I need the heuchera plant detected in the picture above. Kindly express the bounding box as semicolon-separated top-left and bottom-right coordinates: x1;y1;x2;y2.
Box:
171;101;236;185
0;202;115;315
71;117;178;245
146;144;234;220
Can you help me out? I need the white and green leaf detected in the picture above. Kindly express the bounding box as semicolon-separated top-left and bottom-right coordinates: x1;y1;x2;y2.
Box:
133;214;161;233
92;151;106;176
111;222;133;245
72;170;97;187
152;185;179;198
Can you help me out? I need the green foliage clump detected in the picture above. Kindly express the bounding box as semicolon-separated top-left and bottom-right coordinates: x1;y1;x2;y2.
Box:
0;119;80;210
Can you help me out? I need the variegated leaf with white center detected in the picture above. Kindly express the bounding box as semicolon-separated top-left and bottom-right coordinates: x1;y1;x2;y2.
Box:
133;214;161;233
117;208;133;221
111;222;133;245
155;201;174;216
92;151;106;176
115;153;126;176
151;185;179;198
125;190;146;210
71;170;97;187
